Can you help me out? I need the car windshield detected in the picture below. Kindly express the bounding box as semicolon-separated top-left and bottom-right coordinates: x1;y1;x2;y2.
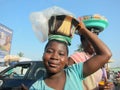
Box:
1;64;30;79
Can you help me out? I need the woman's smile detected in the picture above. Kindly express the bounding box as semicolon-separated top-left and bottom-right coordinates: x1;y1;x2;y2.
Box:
48;60;60;68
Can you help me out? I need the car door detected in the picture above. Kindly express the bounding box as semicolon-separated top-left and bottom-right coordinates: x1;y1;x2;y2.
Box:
0;63;34;90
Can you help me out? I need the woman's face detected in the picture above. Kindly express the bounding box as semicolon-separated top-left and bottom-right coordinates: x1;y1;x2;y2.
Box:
82;38;95;54
43;41;68;74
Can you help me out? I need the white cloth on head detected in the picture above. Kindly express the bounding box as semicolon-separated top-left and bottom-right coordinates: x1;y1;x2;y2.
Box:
30;6;75;42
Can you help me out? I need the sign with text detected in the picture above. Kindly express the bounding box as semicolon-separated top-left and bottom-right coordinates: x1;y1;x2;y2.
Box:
0;24;13;60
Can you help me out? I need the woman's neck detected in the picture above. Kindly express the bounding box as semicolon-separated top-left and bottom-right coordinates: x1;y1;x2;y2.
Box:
44;70;66;90
46;70;65;79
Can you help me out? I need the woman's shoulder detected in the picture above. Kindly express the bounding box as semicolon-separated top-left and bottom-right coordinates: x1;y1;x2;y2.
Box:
29;79;43;89
65;62;83;74
70;51;86;63
72;51;85;55
65;63;84;80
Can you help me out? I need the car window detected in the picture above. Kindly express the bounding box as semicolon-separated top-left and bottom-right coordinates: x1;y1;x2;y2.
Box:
2;64;30;79
0;62;4;66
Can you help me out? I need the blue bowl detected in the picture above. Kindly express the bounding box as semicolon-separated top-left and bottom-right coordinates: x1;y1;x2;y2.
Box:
83;18;108;32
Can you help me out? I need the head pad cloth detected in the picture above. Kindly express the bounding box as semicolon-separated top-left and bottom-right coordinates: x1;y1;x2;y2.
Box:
80;14;109;34
30;6;79;45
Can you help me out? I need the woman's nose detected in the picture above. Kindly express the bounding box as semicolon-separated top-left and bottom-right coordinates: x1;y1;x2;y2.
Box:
51;52;59;60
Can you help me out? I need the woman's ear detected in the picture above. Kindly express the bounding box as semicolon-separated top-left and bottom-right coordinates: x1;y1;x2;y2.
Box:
67;57;75;66
66;58;69;65
42;55;44;61
64;58;69;68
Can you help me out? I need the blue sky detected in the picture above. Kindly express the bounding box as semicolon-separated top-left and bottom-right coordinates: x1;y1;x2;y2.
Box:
0;0;120;67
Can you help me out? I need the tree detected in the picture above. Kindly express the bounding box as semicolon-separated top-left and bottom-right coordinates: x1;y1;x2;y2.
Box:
17;52;24;57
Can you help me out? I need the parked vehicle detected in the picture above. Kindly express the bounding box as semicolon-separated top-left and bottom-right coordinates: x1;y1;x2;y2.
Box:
0;61;45;90
0;62;9;72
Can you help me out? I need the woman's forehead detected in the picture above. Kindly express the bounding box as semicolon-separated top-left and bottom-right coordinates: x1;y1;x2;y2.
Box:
45;40;69;55
47;41;66;50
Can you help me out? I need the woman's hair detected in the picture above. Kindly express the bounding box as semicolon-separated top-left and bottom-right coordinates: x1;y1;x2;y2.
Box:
44;39;69;55
80;35;86;41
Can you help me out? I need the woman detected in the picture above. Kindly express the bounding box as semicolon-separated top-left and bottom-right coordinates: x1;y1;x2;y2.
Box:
28;8;112;89
68;14;108;90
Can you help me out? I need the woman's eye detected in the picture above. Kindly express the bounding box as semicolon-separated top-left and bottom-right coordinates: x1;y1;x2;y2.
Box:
46;49;53;53
59;53;65;56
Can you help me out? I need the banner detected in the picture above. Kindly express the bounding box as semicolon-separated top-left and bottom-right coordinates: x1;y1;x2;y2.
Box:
0;24;13;60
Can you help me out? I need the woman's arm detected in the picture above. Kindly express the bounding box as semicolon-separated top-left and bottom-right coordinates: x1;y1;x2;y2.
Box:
77;21;112;77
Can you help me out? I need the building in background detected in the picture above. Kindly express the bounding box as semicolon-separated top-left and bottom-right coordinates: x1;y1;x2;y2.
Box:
0;23;13;61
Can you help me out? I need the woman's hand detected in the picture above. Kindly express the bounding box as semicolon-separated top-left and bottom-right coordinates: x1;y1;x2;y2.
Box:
20;84;28;90
99;82;115;90
76;17;87;34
